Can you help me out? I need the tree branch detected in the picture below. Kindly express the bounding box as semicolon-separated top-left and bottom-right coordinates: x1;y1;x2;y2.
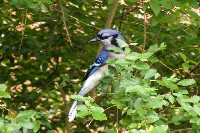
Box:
58;87;73;133
142;0;146;54
59;0;73;46
90;0;119;98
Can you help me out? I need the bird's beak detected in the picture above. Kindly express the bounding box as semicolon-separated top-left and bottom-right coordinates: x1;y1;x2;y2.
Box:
89;36;101;43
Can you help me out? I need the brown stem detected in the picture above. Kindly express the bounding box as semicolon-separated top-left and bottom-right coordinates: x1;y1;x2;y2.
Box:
59;87;73;133
142;0;146;54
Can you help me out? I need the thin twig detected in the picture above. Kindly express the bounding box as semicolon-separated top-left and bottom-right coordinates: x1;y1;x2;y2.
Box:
142;0;146;54
172;128;193;132
86;119;94;128
119;7;126;31
153;22;164;43
158;60;173;71
59;0;73;46
47;4;100;30
116;108;119;133
19;9;27;52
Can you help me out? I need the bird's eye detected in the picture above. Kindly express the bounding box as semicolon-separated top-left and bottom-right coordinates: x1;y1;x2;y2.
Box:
98;33;111;40
101;36;111;39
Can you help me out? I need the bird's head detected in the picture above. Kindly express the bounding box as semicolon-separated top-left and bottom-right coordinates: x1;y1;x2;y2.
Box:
89;29;126;50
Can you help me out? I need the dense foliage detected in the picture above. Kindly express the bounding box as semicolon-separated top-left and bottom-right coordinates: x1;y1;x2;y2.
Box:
0;0;199;132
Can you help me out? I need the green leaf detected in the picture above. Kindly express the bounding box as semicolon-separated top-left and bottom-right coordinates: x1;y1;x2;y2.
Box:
179;53;187;61
148;57;158;62
125;47;131;54
119;96;131;101
197;119;200;126
116;38;128;47
190;117;198;123
125;52;140;61
29;2;38;8
177;79;196;86
120;79;138;87
126;85;143;93
71;95;85;101
39;2;48;11
33;120;40;133
193;95;200;103
120;118;131;125
145;95;168;109
60;74;70;82
106;57;117;63
108;47;124;54
154;73;160;79
108;0;114;4
158;42;166;51
130;129;142;133
0;91;11;98
101;76;113;83
157;80;178;90
0;84;7;91
125;0;139;3
160;0;173;9
128;123;138;129
133;62;149;70
194;104;200;116
122;107;128;115
129;43;138;45
171;114;184;125
90;106;107;121
150;17;159;26
115;59;132;65
188;0;199;9
108;65;118;76
146;111;159;123
136;108;147;116
147;44;159;53
150;1;161;16
182;63;190;71
0;121;6;131
134;98;144;109
41;0;53;4
77;105;91;117
151;125;168;133
6;123;21;131
139;53;153;61
98;82;109;91
18;118;34;129
111;99;123;109
47;130;57;133
144;69;157;79
40;119;52;129
103;129;116;133
17;110;36;118
164;95;175;104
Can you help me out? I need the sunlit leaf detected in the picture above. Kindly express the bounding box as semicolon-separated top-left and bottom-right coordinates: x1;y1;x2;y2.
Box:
177;79;196;86
17;110;36;118
150;1;161;16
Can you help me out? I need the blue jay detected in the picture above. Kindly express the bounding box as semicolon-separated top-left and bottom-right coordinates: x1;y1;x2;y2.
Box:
68;29;126;122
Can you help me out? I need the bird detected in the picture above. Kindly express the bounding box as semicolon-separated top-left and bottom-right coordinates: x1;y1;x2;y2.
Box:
68;29;126;122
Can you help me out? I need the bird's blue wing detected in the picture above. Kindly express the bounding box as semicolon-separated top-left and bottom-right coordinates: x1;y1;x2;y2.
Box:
82;50;108;81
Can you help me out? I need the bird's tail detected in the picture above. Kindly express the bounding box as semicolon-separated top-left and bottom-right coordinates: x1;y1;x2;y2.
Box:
68;83;97;122
68;100;78;122
68;100;83;122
